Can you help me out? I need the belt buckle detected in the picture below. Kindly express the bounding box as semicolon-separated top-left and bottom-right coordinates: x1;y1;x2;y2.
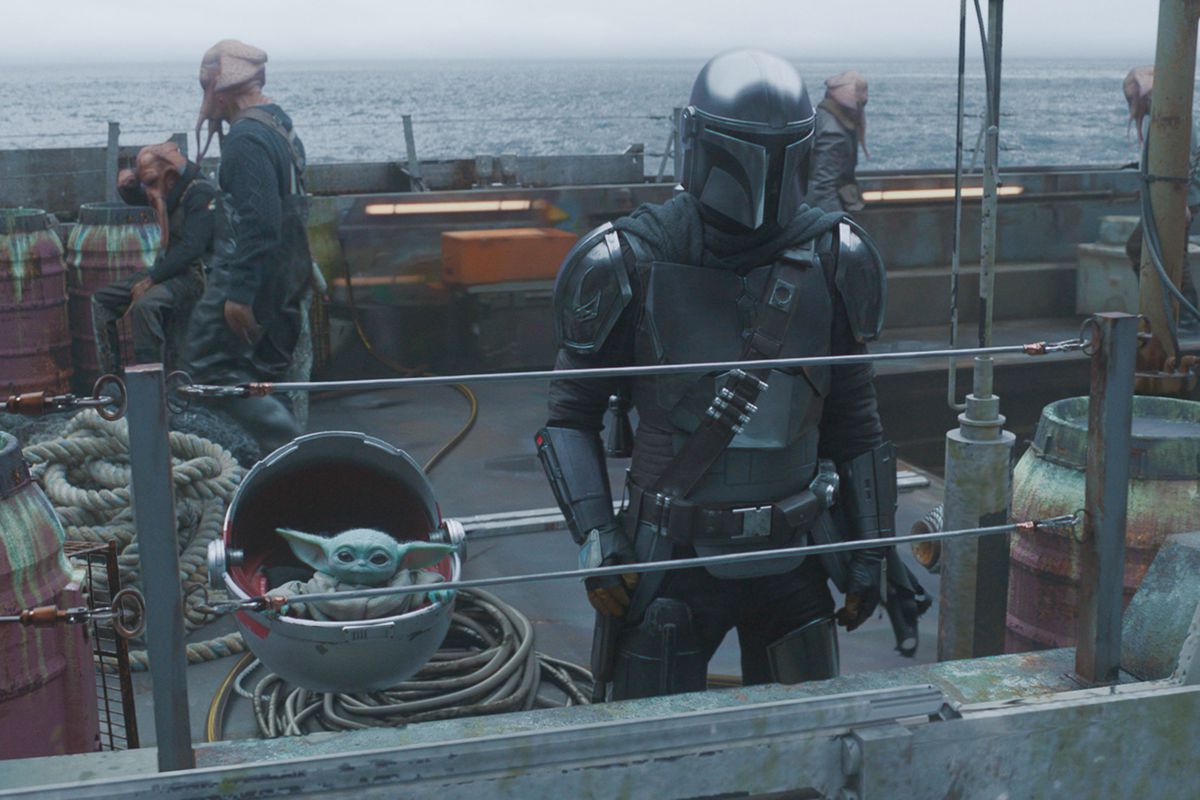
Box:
731;505;773;540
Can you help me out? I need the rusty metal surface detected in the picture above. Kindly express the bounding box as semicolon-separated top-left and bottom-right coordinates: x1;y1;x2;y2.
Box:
0;431;100;758
123;366;193;772
1076;313;1138;684
1136;0;1200;386
3;671;1197;799
1008;393;1200;652
63;540;139;750
64;203;159;392
0;209;72;395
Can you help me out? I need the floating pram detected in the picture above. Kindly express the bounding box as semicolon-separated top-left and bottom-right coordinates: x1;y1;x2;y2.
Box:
207;431;465;693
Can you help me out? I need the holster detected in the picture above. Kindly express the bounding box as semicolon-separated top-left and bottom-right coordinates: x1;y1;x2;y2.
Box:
610;598;707;700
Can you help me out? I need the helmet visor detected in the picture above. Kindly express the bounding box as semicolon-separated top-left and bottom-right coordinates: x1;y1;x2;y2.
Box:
694;127;769;230
777;133;814;226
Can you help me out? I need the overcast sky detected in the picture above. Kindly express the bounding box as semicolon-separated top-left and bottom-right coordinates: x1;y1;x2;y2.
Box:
0;0;1167;62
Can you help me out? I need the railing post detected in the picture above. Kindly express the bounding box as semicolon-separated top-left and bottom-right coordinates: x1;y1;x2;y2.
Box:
1076;312;1138;685
105;121;120;203
124;364;195;770
402;115;423;190
671;106;683;184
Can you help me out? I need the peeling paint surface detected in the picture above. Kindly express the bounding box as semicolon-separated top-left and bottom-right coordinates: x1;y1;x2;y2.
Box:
0;431;96;758
65;203;161;389
1009;396;1200;651
0;209;71;395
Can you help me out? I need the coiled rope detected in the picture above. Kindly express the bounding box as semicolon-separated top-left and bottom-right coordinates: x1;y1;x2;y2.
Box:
218;589;592;738
23;410;246;669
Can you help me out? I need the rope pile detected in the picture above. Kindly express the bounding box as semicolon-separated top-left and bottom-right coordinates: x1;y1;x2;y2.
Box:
23;410;246;669
220;589;592;738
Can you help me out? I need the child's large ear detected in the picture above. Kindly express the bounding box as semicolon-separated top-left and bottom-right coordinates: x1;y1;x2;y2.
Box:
397;542;458;571
276;528;331;572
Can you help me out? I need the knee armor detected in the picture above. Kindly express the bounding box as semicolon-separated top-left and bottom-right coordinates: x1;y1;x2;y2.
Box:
766;616;839;684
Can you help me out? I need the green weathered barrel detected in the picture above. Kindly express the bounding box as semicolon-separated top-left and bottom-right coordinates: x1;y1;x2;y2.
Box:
0;431;100;756
1007;395;1200;652
65;202;160;392
0;208;72;395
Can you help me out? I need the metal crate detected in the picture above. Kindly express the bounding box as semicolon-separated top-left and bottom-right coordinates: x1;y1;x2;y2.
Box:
63;540;139;750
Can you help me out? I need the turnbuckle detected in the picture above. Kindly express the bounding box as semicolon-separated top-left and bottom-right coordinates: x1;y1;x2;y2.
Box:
1015;512;1082;532
0;588;146;639
1022;338;1089;357
2;375;127;421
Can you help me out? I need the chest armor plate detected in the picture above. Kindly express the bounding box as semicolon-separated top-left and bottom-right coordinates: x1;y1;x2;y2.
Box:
633;255;833;450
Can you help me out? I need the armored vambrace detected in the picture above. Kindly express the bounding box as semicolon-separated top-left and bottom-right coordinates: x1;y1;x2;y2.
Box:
834;442;897;630
837;441;898;552
536;426;637;617
535;426;617;545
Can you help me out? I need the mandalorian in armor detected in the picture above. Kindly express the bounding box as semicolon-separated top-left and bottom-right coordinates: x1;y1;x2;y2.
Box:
537;49;896;700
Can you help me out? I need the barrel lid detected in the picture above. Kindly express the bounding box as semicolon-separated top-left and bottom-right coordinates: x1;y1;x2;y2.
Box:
77;202;157;227
0;432;32;498
1032;396;1200;479
0;208;49;235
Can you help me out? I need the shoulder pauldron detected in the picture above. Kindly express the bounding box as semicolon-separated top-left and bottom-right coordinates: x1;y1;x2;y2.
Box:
553;223;634;353
834;220;887;342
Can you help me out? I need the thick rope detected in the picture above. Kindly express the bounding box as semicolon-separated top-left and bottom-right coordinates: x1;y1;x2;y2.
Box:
231;589;594;738
24;410;246;670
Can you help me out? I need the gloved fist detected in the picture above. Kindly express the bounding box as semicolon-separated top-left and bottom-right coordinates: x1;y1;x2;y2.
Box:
836;555;882;631
579;519;638;618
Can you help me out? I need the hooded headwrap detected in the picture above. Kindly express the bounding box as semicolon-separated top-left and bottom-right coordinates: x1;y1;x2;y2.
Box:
823;70;870;159
1124;65;1154;144
197;39;268;162
134;141;188;249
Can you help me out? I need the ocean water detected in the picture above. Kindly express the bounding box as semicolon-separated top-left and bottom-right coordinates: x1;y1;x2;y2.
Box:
0;58;1157;170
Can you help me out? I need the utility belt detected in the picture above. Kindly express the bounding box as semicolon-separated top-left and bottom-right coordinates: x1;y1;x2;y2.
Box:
627;458;839;548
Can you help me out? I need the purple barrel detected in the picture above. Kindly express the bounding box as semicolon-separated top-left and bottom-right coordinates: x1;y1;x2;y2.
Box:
0;431;100;758
65;202;160;393
0;208;72;395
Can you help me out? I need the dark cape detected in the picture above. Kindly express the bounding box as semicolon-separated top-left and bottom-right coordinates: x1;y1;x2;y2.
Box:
612;192;845;271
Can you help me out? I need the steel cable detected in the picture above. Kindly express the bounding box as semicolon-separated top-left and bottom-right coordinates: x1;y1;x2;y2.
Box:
1137;139;1200;357
181;337;1088;400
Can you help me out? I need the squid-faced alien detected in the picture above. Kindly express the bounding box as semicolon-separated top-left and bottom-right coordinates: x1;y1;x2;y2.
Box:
271;527;457;622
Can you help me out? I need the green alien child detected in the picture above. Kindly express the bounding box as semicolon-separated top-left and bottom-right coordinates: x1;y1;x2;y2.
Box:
271;527;457;622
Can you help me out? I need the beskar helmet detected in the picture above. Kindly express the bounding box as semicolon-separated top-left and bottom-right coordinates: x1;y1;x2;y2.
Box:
680;49;815;232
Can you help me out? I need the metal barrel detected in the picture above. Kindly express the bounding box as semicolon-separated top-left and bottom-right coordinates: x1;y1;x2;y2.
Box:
1007;395;1200;652
0;208;72;395
0;431;100;757
65;202;160;392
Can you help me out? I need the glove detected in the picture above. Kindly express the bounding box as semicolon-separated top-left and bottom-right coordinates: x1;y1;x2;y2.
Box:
579;518;638;618
836;552;882;631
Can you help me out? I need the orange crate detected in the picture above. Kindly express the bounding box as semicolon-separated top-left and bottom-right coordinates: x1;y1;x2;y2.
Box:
441;227;578;285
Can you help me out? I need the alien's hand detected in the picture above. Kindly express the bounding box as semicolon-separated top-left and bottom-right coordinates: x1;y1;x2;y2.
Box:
129;274;155;303
428;588;456;606
223;300;261;345
579;519;638;618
